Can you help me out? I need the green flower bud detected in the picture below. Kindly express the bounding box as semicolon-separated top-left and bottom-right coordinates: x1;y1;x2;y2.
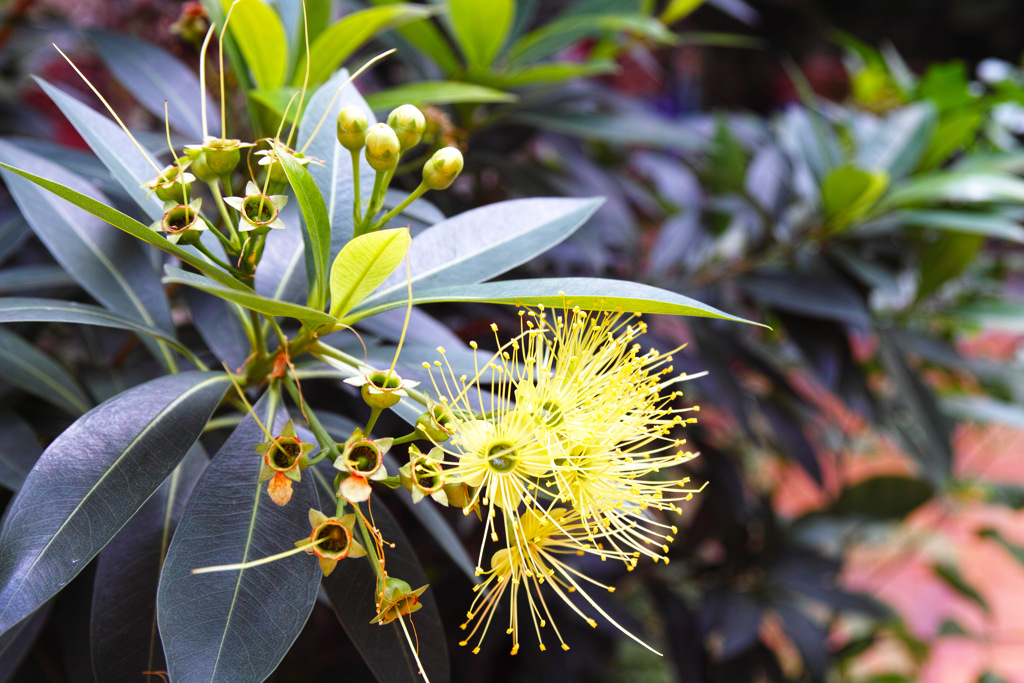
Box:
422;147;463;190
144;163;195;204
364;123;401;172
344;368;419;410
387;104;426;151
184;137;253;181
336;105;369;151
415;402;455;442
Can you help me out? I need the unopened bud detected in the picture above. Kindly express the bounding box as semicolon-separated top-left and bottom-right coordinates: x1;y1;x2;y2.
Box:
336;105;369;152
364;123;401;172
387;104;426;151
422;147;463;190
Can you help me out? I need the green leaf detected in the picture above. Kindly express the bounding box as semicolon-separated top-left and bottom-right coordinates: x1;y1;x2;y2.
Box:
90;31;217;139
892;210;1024;242
0;161;248;293
0;372;228;634
227;0;288;90
855;102;936;179
363;197;603;307
448;0;515;72
507;13;676;66
275;145;332;311
494;60;617;87
0;266;76;294
946;300;1024;332
511;111;703;149
0;410;42;492
977;527;1024;565
879;172;1024;210
704;119;749;194
941;395;1024;428
328;228;410;319
821;165;890;231
0;327;91;416
661;0;705;24
933;563;988;612
917;232;984;299
157;393;320;682
162;266;336;327
364;81;517;111
369;0;461;74
0;297;204;368
347;277;763;326
295;5;435;87
830;476;935;520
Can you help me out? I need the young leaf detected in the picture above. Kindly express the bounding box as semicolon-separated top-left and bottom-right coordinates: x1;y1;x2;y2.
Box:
364;81;516;111
0;372;228;634
275;146;332;311
227;0;288;90
329;228;410;319
157;393;320;683
822;165;890;232
0;327;91;416
448;0;515;72
162;265;336;327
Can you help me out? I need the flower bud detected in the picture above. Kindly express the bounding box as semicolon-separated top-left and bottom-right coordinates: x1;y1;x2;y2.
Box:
364;123;401;172
400;445;448;504
422;147;463;190
150;199;206;245
371;576;428;625
184;137;252;181
143;164;195;204
337;105;369;151
415;402;455;442
344;369;419;411
387;104;426;151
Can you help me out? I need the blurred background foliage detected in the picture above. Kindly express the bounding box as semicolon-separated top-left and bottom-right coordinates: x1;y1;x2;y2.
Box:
2;0;1024;682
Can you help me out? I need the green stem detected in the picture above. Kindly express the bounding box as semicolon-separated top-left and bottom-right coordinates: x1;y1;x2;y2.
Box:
371;182;429;231
265;314;288;349
356;512;384;586
209;180;241;250
391;432;421;446
193;240;243;276
250;309;267;360
351;149;363;226
356;169;390;236
364;407;383;436
284;376;342;463
335;494;346;518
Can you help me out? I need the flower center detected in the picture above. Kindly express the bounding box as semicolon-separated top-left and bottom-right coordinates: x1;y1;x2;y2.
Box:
486;442;518;473
412;458;443;492
272;438;301;468
164;205;197;233
369;371;402;390
315;522;350;557
242;195;278;225
346;443;381;476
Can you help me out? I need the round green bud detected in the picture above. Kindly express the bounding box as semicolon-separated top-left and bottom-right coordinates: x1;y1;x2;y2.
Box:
203;139;242;176
387;104;426;151
189;151;218;182
422;147;463;190
364;123;401;172
336;105;369;151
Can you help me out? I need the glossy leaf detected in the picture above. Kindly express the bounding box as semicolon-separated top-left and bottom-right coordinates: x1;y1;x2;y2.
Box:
364;197;603;306
36;79;164;221
296;5;435;86
0;266;76;294
364;81;516;111
0;372;228;634
893;210;1024;242
0;603;52;680
448;0;514;71
90;446;208;683
855;103;936;179
0;410;42;492
738;272;871;327
228;0;288;90
507;13;676;66
329;228;410;319
822;165;889;231
369;0;460;74
91;31;217;140
879;172;1024;210
349;276;763;326
157;392;321;683
830;476;934;520
0;327;90;416
276;146;332;311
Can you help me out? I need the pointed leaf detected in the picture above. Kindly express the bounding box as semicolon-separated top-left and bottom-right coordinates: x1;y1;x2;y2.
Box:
348;277;762;326
329;228;410;319
879;172;1024;210
0;603;52;680
276;146;332;311
227;0;288;90
157;392;321;683
0;372;228;634
448;0;514;71
933;563;988;613
893;210;1024;242
364;81;516;111
0;327;90;416
364;197;603;307
162;265;335;327
822;165;889;231
0;410;42;492
90;446;208;683
855;103;936;179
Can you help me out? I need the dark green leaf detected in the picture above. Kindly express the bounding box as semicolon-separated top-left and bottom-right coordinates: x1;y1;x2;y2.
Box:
917;232;983;299
0;372;227;634
162;265;336;327
830;476;935;520
0;410;41;492
978;673;1010;683
348;277;763;326
91;31;216;140
977;527;1024;565
506;13;675;65
364;81;516;111
982;483;1024;509
157;392;321;682
91;446;207;683
276;145;332;311
0;327;90;416
822;165;889;231
363;197;603;307
496;60;617;87
369;0;461;74
0;266;76;294
933;563;988;612
704;119;749;194
739;272;871;326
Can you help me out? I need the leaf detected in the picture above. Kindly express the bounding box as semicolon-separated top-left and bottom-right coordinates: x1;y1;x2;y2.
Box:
182;289;251;370
946;300;1024;332
36;78;164;221
917;232;984;299
0;327;91;416
941;395;1024;429
821;165;890;231
977;527;1024;565
347;277;764;326
328;228;410;319
738;272;871;327
0;297;203;368
0;265;76;294
0;603;52;680
0;372;228;634
256;209;308;304
830;476;934;520
295;5;435;87
879;172;1024;210
495;60;617;87
157;392;321;683
364;81;517;111
369;0;461;75
507;13;675;65
0;160;250;293
91;31;217;140
448;0;515;72
855;103;936;179
933;563;988;613
892;210;1024;242
364;197;603;307
0;410;42;492
162;265;336;327
227;0;288;90
982;483;1024;509
661;0;705;24
511;112;704;149
918;108;984;171
276;146;332;311
772;603;828;681
313;468;450;683
0;140;177;365
0;214;29;266
90;446;207;683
